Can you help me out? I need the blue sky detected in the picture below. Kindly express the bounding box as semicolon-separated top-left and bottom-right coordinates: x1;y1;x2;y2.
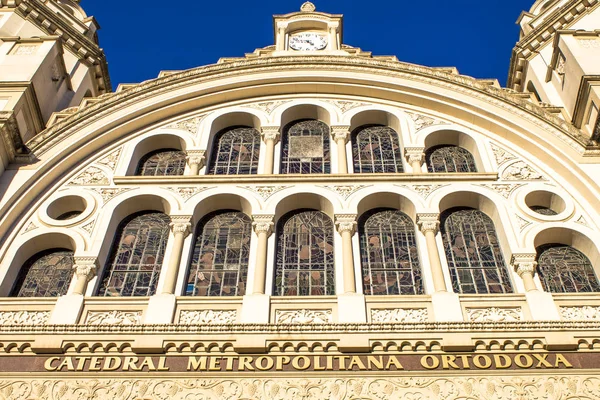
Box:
82;1;531;90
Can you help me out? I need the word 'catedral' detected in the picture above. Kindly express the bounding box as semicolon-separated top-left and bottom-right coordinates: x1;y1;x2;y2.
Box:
0;0;599;398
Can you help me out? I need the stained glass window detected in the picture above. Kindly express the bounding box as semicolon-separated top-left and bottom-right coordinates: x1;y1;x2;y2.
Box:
136;149;186;176
530;206;558;216
537;244;600;293
352;125;404;173
12;249;75;297
186;211;251;296
208;126;260;175
98;212;170;297
280;120;330;174
359;209;423;295
426;145;477;173
441;208;513;294
274;210;335;296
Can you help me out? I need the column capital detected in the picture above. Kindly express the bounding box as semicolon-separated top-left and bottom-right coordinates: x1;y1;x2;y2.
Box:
72;257;99;281
185;150;206;168
417;213;440;235
404;147;425;164
169;215;193;237
335;214;357;235
261;126;280;143
510;253;538;277
252;214;275;236
330;125;351;143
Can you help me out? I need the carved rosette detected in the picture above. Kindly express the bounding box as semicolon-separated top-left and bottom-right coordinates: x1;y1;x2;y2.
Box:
85;311;143;326
560;306;600;320
335;214;357;235
169;216;193;237
0;311;50;325
371;308;429;323
467;307;523;322
404;147;425;165
185;150;206;169
252;215;275;236
275;309;333;324
261;126;281;143
417;213;440;235
330;125;351;143
179;310;237;324
73;257;99;281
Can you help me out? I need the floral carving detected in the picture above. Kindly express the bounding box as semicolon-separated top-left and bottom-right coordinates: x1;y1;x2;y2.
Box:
490;143;517;166
0;311;49;325
166;115;205;135
96;147;122;171
322;185;368;199
85;311;142;326
68;167;109;185
323;100;370;113
406;111;445;131
481;184;522;199
371;308;428;323
275;309;332;324
179;310;237;324
243;101;290;114
501;161;544;181
90;188;132;203
240;185;290;200
560;306;600;320
467;307;522;322
163;186;211;200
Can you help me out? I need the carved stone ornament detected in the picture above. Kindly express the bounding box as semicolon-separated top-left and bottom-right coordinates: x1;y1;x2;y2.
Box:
322;184;368;199
330;125;351;142
163;186;210;200
170;216;193;237
22;221;38;234
335;214;357;235
96;147;122;171
90;187;133;203
243;100;290;114
0;311;49;325
261;126;280;142
371;308;428;323
166;115;205;135
560;306;600;320
481;183;522;199
406;111;445;131
275;309;332;324
85;310;143;326
73;257;98;280
185;150;206;168
80;218;95;235
252;215;275;236
323;99;370;113
300;1;316;12
501;161;544;181
404;147;425;165
179;310;237;324
241;185;290;200
490;143;517;166
68;166;109;186
409;184;443;198
467;307;523;322
417;214;440;235
515;214;532;231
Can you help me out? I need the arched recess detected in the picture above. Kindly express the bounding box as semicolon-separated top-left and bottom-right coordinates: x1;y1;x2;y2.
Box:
190;193;254;227
202;111;262;160
273;192;336;222
348;110;401;134
0;232;81;296
355;192;417;223
419;129;486;173
125;134;188;176
275;102;335;128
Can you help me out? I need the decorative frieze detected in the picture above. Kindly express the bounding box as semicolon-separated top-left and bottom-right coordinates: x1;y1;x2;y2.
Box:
501;161;544;181
0;311;49;325
68;167;109;186
275;309;333;324
560;306;600;321
179;310;237;324
85;311;142;326
371;308;428;323
467;307;523;322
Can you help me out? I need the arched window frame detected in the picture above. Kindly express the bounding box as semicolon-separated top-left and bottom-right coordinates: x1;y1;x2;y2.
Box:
351;125;404;173
98;212;170;297
425;145;477;173
536;243;600;293
440;207;513;294
12;249;75;297
185;210;252;296
358;209;423;295
280;119;331;174
135;148;186;176
207;126;261;175
274;209;335;296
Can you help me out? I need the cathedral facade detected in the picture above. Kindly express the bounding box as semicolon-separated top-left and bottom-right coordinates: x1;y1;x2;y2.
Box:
0;0;598;398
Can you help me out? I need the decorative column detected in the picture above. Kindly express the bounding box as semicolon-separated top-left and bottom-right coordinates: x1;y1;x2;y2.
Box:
335;214;357;293
511;254;538;292
186;150;205;175
405;147;425;174
261;126;280;175
331;125;350;174
417;213;448;292
252;215;274;294
72;257;98;296
275;22;287;51
327;22;339;51
162;215;192;294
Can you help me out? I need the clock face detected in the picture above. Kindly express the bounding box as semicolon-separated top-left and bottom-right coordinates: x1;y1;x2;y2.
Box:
289;32;328;51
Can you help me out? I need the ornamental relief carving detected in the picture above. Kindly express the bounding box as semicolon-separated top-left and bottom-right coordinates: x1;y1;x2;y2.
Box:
22;221;38;234
90;188;134;203
163;186;212;200
405;111;446;131
179;310;237;324
323;99;371;113
243;100;290;114
166;115;206;135
68;167;110;186
467;307;523;322
322;185;369;199
275;309;333;324
490;143;517;166
0;311;49;325
560;306;600;320
95;147;122;171
240;185;291;200
515;214;532;231
480;184;523;199
394;184;445;198
1;376;600;399
501;161;545;181
85;311;142;326
371;308;428;323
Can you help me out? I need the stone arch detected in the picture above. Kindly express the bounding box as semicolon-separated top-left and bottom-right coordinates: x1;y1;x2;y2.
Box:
190;193;255;227
266;188;342;221
276;102;337;127
124;133;192;176
200;110;264;151
353;191;420;223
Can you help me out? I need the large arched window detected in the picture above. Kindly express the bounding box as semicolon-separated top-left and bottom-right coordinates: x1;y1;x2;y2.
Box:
12;249;75;297
352;125;404;173
280;120;330;174
359;209;423;295
136;149;186;176
274;210;335;296
441;208;512;294
98;212;170;297
537;244;600;293
208;126;260;175
186;211;251;296
426;145;477;173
